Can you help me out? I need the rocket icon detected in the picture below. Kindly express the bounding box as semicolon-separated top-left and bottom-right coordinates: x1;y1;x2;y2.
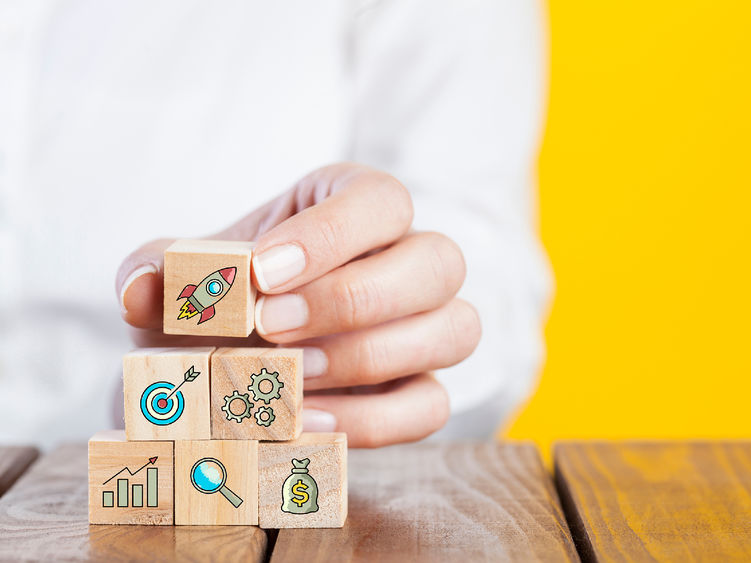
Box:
177;267;236;324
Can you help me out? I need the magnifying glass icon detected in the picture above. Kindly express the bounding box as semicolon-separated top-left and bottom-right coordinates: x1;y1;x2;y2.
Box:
190;457;244;508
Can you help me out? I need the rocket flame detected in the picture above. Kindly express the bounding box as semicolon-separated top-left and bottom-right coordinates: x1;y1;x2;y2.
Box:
178;301;199;320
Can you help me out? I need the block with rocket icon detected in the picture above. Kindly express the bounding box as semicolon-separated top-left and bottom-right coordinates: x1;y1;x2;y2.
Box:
163;239;256;337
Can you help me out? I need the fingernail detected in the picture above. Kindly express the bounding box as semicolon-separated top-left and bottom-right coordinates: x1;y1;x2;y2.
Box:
119;264;158;314
303;408;337;432
254;294;308;334
302;347;328;378
252;244;306;292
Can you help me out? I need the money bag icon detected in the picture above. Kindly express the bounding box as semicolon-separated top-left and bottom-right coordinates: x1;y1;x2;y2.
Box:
281;458;319;514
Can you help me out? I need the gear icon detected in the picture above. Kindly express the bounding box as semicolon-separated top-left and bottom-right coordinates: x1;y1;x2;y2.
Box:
254;406;275;427
248;368;284;404
221;390;253;423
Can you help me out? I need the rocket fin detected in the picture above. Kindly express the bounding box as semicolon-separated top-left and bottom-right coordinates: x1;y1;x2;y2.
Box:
198;305;215;324
178;284;197;299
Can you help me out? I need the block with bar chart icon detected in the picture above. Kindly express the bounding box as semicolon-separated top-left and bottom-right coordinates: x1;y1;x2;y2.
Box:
123;347;214;441
88;430;174;525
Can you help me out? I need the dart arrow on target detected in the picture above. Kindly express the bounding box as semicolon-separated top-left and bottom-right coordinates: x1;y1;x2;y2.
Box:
165;366;201;400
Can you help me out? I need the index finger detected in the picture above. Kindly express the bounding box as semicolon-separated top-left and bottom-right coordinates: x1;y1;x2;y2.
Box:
251;164;414;294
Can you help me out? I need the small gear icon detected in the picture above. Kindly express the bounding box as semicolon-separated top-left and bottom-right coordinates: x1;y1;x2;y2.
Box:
248;368;284;404
221;390;253;423
254;406;275;427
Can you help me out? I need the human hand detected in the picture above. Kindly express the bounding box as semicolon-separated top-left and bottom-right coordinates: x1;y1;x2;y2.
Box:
116;163;481;447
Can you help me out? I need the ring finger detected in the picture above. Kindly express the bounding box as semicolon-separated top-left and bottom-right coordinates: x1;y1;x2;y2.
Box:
299;298;481;390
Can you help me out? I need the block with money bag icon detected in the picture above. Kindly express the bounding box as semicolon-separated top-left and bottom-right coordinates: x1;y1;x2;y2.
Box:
282;458;319;514
259;433;348;528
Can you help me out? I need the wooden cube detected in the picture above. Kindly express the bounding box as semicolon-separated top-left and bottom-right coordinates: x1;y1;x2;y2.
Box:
174;440;259;525
123;347;214;441
163;239;255;337
88;430;174;525
211;348;303;441
258;433;347;528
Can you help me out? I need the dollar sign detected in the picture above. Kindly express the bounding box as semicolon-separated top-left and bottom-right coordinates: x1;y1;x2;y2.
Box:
291;479;309;507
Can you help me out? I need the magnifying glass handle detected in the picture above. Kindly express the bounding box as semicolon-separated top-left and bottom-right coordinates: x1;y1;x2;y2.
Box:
220;485;244;508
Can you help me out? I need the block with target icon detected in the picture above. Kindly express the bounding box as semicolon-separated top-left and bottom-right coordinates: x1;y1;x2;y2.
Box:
123;347;214;441
210;347;303;441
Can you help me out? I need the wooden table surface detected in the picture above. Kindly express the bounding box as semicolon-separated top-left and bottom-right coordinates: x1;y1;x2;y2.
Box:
555;441;751;562
1;441;749;562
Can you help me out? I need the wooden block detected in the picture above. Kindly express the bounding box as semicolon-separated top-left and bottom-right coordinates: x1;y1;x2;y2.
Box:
88;430;174;525
123;347;214;441
211;348;303;441
174;440;259;525
163;239;255;337
258;433;347;529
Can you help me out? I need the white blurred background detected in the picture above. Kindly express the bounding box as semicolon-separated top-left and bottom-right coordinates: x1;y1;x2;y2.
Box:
0;0;549;448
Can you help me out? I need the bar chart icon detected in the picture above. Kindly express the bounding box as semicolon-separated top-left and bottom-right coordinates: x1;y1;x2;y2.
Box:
101;457;159;508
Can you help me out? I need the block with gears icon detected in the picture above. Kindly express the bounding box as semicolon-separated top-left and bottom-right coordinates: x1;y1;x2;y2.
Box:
210;347;303;441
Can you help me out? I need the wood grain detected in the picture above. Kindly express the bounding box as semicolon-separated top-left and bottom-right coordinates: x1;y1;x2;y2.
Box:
555;441;751;562
0;446;38;497
0;444;267;561
271;442;578;562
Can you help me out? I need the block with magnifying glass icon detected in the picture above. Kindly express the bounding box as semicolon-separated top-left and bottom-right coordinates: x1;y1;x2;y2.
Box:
174;440;259;525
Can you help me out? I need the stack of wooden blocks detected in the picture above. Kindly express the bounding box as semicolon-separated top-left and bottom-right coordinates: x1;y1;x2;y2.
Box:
88;240;348;528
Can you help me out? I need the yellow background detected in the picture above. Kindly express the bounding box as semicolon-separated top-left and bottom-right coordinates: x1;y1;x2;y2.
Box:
505;2;751;454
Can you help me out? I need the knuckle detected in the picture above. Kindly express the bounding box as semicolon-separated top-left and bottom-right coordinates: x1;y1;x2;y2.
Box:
430;381;451;431
332;276;382;330
444;299;483;359
371;173;414;230
456;299;483;349
356;336;391;382
316;214;348;260
419;232;467;296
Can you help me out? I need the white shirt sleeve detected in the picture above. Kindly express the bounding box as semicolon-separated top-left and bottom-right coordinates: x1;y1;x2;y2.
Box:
348;0;552;437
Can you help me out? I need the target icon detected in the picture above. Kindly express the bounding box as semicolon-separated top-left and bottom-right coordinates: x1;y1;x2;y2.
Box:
140;381;185;426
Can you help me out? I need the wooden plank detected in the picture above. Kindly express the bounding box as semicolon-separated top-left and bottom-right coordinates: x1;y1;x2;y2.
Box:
271;442;578;562
0;444;267;562
0;446;38;497
555;441;751;562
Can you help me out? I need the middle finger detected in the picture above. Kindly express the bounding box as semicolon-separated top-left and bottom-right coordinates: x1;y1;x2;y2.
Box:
255;232;466;342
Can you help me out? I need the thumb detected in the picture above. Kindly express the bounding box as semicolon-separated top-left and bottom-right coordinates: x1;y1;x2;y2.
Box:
116;190;295;329
116;238;173;329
